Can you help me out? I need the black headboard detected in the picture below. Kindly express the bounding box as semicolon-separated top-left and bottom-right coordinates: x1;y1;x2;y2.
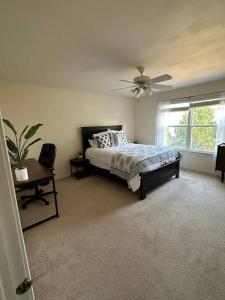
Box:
81;125;122;155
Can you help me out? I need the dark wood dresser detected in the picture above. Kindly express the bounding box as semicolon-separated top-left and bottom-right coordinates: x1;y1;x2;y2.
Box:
215;143;225;182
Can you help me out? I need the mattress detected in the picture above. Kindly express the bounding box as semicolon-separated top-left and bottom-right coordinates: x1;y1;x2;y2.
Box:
86;146;118;171
85;143;179;192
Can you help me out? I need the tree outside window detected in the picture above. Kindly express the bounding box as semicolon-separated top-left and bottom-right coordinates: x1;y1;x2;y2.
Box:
165;105;217;153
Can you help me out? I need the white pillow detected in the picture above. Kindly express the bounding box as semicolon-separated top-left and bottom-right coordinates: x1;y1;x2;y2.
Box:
93;131;112;147
96;134;112;148
107;129;120;146
114;131;128;146
88;139;98;148
92;131;108;141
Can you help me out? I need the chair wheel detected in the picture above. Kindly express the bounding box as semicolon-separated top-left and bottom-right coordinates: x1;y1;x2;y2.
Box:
46;201;49;206
22;205;27;210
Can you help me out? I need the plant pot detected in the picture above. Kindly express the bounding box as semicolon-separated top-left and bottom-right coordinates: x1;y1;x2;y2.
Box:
15;167;28;181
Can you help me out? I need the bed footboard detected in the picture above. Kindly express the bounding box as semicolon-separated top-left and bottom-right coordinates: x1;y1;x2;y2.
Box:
139;159;180;200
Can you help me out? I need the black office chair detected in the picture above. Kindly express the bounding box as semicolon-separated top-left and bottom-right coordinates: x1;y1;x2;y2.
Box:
21;143;57;209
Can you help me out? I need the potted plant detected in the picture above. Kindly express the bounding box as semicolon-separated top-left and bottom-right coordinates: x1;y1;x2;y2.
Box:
77;151;83;158
3;119;43;181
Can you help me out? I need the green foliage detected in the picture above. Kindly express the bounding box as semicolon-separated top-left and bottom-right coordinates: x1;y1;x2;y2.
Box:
23;138;42;152
192;107;216;126
178;111;188;125
8;151;17;161
3;119;17;135
21;149;29;161
191;127;216;152
19;125;29;143
166;106;216;152
6;136;18;153
3;119;43;167
166;127;187;149
24;124;43;139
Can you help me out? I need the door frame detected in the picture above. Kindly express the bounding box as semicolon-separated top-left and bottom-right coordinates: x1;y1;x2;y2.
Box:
0;111;35;299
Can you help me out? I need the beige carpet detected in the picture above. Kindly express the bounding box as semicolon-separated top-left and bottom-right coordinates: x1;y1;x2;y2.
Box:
23;170;225;300
17;189;57;230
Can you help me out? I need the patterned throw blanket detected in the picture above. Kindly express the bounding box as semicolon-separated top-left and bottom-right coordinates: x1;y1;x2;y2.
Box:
110;144;181;182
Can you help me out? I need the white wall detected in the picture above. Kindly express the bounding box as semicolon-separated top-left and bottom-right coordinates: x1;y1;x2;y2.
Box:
0;81;134;178
1;77;225;178
134;78;225;175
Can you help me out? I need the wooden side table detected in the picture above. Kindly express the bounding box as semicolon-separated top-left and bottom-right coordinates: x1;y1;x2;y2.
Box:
70;158;90;179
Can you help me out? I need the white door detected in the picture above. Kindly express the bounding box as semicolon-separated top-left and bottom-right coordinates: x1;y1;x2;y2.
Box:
0;111;35;300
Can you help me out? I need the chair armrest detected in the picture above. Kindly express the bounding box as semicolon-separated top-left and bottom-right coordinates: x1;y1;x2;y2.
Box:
48;167;55;176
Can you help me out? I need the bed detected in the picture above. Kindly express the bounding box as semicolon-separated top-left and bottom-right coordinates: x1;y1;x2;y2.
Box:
81;125;181;200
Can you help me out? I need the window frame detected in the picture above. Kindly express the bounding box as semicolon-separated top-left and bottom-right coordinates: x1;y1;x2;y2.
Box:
165;106;217;154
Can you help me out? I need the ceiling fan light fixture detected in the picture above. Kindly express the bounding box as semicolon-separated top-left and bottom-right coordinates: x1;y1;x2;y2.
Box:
137;87;142;98
143;86;152;96
131;88;136;96
131;87;140;98
116;66;173;98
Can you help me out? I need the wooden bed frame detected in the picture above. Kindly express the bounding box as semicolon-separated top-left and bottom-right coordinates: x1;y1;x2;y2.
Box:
81;125;180;200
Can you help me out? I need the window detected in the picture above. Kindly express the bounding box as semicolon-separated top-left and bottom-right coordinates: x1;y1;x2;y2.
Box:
158;97;224;153
190;106;217;152
164;110;188;150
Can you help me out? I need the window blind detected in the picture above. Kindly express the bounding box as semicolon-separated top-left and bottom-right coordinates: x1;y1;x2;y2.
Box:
159;91;225;112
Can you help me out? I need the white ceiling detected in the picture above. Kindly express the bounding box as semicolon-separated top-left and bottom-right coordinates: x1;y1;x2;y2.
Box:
1;0;225;96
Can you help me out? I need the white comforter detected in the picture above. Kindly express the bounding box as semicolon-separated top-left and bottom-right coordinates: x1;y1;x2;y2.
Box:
86;143;180;192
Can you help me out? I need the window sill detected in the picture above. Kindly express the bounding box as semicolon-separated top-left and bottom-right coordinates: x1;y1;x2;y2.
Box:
177;148;215;156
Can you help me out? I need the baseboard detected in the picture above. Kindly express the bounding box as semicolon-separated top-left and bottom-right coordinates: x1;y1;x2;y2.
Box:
181;167;220;178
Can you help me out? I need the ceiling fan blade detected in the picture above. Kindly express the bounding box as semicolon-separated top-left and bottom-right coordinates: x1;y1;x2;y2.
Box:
111;86;136;91
147;74;172;84
118;79;136;84
149;83;173;90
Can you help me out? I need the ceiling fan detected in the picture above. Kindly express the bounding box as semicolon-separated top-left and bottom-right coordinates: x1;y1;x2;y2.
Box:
112;66;173;98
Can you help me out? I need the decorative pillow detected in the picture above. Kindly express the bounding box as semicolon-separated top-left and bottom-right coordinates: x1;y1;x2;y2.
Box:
88;139;98;148
92;131;108;138
93;131;113;147
107;129;120;146
114;131;128;146
96;134;112;148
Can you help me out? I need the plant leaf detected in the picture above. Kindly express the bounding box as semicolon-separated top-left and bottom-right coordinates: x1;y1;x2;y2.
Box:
24;124;43;139
19;125;29;142
21;149;29;161
6;137;18;154
24;138;41;151
8;151;17;161
3;119;17;135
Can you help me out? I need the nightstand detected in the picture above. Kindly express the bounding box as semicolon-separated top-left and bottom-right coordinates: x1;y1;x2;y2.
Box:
70;158;90;179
